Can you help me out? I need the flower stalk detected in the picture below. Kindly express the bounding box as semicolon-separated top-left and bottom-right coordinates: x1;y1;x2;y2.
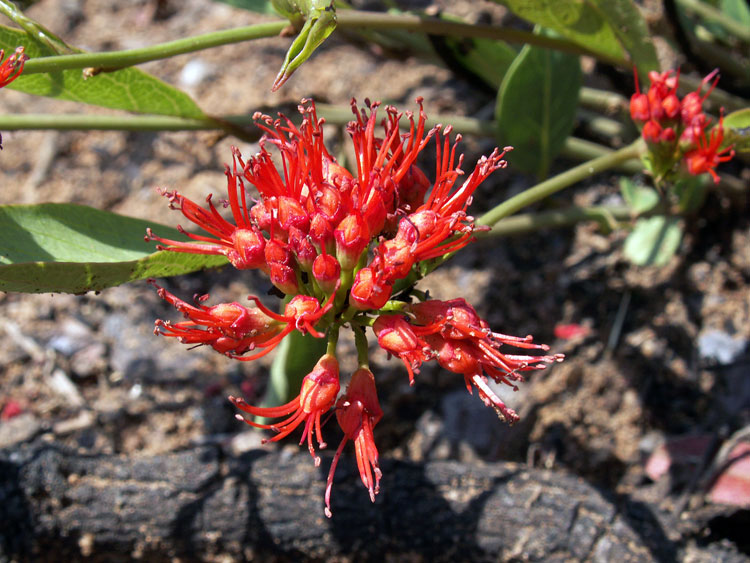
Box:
15;10;627;76
476;139;646;228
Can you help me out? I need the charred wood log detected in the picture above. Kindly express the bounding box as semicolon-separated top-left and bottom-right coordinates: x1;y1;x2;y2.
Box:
1;440;659;562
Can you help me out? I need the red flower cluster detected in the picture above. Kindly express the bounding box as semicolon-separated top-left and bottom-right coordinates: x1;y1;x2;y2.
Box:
0;46;28;149
148;99;561;516
374;299;562;423
630;69;734;183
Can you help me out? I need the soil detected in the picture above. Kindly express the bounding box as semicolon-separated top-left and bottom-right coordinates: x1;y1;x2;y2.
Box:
1;0;749;561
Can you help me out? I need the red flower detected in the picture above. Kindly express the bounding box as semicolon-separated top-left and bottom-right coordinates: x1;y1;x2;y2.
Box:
0;46;28;149
373;314;433;384
681;69;719;125
150;280;283;357
230;354;340;463
146;149;267;270
349;267;393;311
684;114;735;184
334;213;370;270
0;47;27;88
325;367;383;517
630;70;650;123
375;299;563;422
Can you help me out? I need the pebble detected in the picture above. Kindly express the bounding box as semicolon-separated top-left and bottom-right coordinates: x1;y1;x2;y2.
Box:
698;330;747;365
48;318;92;356
179;59;212;89
0;413;42;448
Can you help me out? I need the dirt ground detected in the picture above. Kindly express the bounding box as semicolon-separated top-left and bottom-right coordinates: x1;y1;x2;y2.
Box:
1;0;749;560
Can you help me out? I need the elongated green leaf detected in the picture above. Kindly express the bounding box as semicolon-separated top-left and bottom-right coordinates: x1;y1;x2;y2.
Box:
623;216;682;266
721;0;750;27
724;108;750;153
0;204;227;294
495;0;658;71
592;0;659;71
0;25;205;118
495;41;581;176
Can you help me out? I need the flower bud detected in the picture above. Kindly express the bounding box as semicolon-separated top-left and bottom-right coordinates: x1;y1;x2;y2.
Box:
250;198;274;232
661;93;680;120
642;119;662;144
269;263;299;295
299;354;340;414
334;214;370;270
265;238;293;266
277;195;310;233
349;267;392;310
228;228;267;270
312;253;341;295
289;227;317;271
629;92;650;122
309;213;334;253
313;185;345;225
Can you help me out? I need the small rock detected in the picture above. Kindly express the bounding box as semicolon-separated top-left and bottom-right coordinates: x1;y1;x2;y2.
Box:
698;330;747;365
70;342;107;377
179;59;212;89
227;429;270;455
0;412;41;448
47;369;85;408
53;410;96;436
48;318;92;356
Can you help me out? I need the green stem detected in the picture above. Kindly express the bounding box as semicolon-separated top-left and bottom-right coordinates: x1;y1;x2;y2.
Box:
20;22;286;74
577;109;629;139
14;10;627;76
559;138;644;175
579;86;628;114
335;11;627;67
326;325;339;356
476;138;645;227
353;325;370;368
0;112;641;172
0;113;240;131
478;203;664;238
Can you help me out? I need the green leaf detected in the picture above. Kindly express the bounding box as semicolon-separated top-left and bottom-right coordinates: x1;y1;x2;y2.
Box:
213;0;277;15
495;39;582;176
0;25;205;118
494;0;658;71
723;108;750;153
619;177;659;214
591;0;659;71
0;203;227;294
623;216;682;266
721;0;750;26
